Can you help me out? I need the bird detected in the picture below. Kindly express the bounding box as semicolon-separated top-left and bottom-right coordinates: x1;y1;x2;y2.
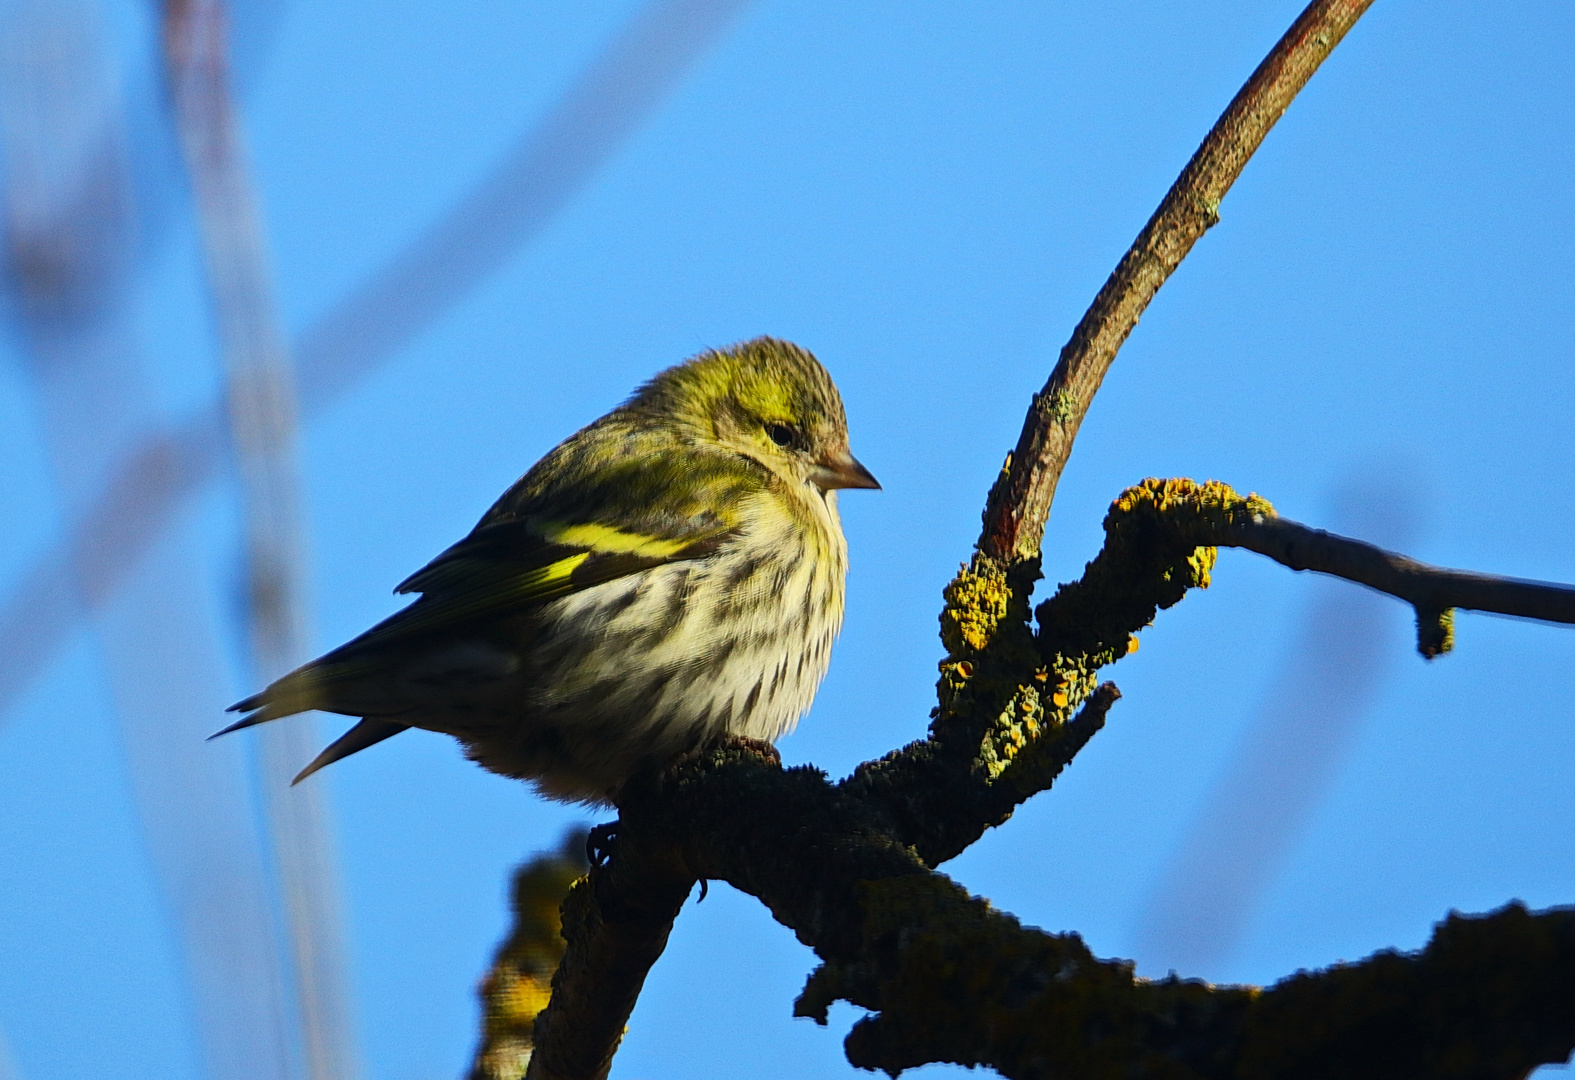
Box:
216;337;879;804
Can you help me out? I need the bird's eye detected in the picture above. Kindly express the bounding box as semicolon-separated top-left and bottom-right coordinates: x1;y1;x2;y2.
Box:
765;422;796;448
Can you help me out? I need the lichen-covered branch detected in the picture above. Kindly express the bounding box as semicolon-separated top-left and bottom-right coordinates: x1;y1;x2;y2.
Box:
1039;478;1575;661
484;0;1575;1073
1230;902;1575;1079
823;893;1575;1079
509;473;1575;1077
522;826;694;1080
980;0;1375;564
843;681;1121;868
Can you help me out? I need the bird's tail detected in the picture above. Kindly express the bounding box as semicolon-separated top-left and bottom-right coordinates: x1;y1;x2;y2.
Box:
291;719;407;784
213;657;411;781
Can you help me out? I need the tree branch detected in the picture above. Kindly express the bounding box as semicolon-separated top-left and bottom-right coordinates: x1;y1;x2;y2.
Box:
1036;478;1575;663
526;833;693;1080
510;474;1575;1076
1218;511;1575;657
499;2;1575;1075
980;0;1376;564
527;743;1575;1080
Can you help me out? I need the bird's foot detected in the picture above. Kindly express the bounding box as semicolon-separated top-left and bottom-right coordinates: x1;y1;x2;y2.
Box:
586;821;618;868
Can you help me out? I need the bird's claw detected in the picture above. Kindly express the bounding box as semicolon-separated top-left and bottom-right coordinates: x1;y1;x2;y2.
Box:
586;822;618;868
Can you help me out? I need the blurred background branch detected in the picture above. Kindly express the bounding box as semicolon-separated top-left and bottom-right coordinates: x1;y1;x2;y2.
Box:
0;2;752;1074
0;1;298;1076
160;1;358;1078
469;830;588;1080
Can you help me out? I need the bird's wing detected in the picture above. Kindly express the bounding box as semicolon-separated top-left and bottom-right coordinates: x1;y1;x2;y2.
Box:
375;517;732;642
226;431;765;724
378;434;761;642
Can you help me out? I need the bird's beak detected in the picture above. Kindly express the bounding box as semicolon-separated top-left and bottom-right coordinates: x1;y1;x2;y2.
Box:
810;450;881;491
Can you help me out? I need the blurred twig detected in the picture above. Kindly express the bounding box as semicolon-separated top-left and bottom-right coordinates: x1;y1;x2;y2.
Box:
0;3;298;1077
1135;476;1419;972
979;0;1375;564
295;0;753;407
160;2;360;1078
0;0;753;716
470;830;590;1080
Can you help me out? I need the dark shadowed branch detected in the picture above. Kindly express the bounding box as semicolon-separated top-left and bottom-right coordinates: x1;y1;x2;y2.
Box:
519;741;1575;1080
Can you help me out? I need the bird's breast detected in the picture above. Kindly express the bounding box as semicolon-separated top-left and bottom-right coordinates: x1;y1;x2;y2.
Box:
528;501;846;743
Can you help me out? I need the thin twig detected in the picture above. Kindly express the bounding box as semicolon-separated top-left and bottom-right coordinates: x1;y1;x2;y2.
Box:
1218;512;1575;656
980;0;1376;563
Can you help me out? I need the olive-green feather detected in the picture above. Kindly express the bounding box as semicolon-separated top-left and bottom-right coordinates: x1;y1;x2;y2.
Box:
228;434;750;720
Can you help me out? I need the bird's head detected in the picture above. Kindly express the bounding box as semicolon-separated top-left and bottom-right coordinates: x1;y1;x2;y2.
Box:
630;337;880;494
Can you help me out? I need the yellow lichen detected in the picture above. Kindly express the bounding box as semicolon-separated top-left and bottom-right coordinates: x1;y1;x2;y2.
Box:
1417;605;1455;659
943;480;1278;810
1109;476;1274;528
1037;478;1272;669
939;555;1013;656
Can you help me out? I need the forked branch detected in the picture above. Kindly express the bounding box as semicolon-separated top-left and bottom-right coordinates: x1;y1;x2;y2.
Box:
1035;478;1575;663
518;0;1388;1076
507;474;1575;1079
506;1;1575;1076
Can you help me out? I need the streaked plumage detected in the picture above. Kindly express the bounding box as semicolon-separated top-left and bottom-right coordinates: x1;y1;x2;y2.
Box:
220;337;878;804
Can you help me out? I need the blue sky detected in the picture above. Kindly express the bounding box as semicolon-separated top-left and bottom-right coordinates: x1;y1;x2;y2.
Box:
1;1;1573;1078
